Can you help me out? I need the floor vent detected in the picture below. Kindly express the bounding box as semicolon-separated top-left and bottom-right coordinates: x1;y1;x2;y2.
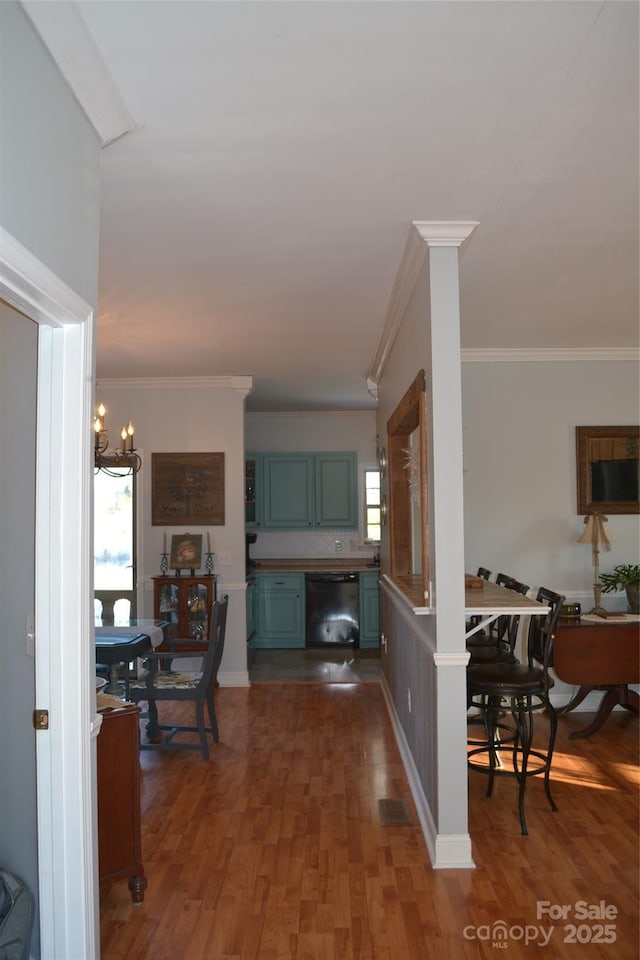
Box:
378;798;412;826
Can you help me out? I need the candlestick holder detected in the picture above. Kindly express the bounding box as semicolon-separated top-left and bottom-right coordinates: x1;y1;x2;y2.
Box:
160;552;169;576
205;552;214;576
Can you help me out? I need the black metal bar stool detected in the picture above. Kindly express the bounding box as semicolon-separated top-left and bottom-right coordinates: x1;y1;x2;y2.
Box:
467;586;565;835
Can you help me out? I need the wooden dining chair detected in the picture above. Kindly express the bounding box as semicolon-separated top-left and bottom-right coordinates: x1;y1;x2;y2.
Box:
129;595;229;760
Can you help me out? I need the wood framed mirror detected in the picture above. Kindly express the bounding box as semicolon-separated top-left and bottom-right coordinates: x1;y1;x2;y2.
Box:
576;425;640;515
387;370;429;603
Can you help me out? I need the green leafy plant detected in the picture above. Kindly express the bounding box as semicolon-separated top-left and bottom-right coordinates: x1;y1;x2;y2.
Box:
599;564;640;593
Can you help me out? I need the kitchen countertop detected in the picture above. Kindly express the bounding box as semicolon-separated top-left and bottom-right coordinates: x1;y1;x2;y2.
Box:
248;558;380;574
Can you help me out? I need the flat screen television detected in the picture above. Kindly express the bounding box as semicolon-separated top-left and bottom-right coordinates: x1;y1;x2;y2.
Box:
590;459;639;503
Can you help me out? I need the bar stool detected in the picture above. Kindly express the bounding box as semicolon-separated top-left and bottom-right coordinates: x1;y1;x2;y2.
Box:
467;586;565;835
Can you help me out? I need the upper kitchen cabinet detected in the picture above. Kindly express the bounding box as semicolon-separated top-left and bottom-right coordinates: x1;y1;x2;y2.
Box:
252;452;358;529
314;453;357;528
263;454;315;528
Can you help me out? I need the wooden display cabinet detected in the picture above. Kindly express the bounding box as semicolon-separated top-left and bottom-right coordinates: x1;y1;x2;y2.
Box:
97;705;146;903
153;575;217;645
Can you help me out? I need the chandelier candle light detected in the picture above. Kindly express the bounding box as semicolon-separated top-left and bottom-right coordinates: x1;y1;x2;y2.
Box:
94;402;142;476
578;512;614;618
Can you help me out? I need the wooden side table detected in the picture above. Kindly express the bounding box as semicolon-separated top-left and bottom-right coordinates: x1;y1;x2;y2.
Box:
97;705;147;902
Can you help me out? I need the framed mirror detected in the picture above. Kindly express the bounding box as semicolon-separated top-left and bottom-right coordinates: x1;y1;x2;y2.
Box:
387;370;429;603
576;425;640;515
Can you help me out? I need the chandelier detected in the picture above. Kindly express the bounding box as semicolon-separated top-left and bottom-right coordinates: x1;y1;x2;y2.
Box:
94;402;142;477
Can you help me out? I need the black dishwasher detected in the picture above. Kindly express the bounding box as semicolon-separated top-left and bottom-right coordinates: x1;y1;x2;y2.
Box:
305;572;359;648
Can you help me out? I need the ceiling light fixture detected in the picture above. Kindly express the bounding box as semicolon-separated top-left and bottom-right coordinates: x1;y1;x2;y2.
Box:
94;402;141;476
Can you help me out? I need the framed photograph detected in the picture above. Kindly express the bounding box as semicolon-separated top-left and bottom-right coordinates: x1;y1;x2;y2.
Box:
152;452;225;525
170;533;203;571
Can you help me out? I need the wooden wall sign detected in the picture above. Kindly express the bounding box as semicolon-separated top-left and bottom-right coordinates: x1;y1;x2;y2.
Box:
152;452;225;525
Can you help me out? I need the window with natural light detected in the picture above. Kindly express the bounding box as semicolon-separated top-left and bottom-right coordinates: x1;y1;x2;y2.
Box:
94;469;135;591
364;469;381;542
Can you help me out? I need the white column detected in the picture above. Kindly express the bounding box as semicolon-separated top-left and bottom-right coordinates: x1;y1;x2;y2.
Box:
416;221;478;855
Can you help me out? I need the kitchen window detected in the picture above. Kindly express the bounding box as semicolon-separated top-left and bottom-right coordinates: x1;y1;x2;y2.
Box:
364;468;381;542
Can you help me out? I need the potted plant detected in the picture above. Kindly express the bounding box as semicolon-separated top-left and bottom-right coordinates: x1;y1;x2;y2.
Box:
599;564;640;614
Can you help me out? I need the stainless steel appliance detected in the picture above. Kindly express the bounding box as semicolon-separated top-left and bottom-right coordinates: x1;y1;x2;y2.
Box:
305;572;359;647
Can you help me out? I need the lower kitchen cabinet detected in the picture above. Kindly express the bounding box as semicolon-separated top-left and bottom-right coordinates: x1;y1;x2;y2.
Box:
255;573;305;648
359;572;380;649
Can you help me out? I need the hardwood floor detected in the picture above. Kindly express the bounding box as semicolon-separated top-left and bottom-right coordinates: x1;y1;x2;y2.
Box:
100;684;639;959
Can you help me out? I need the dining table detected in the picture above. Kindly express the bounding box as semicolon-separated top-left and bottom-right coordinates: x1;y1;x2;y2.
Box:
552;614;640;738
95;620;167;694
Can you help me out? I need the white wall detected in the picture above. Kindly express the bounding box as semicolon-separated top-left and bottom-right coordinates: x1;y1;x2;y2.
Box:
0;3;101;306
97;380;250;683
0;303;38;932
462;358;640;706
0;4;102;955
245;410;377;559
462;359;640;604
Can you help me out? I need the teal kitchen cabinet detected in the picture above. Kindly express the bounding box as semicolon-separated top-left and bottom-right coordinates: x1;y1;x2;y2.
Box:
246;575;256;644
262;455;315;528
260;452;357;529
359;572;380;649
315;453;357;528
255;573;305;648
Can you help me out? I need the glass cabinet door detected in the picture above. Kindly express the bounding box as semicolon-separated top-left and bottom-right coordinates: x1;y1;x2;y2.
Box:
157;583;179;625
187;582;209;640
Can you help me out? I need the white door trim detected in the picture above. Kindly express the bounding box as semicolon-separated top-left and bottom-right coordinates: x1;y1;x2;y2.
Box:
0;226;98;959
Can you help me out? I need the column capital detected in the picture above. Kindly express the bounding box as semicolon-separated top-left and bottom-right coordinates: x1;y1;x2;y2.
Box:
413;221;479;249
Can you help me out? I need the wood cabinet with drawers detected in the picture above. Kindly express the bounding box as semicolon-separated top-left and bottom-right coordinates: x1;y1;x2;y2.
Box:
97;705;146;903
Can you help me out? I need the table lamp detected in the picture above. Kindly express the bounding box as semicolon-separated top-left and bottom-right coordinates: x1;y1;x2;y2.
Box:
578;512;613;618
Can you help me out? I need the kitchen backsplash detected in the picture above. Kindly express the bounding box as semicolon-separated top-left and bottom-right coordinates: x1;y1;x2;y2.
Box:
250;530;375;560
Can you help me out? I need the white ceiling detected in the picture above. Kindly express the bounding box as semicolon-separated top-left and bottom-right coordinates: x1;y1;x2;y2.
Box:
28;1;639;411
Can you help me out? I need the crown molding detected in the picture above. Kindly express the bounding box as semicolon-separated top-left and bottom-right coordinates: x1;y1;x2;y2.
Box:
96;376;253;392
367;221;479;388
246;409;375;420
366;377;379;400
367;226;429;388
20;1;135;146
461;347;640;363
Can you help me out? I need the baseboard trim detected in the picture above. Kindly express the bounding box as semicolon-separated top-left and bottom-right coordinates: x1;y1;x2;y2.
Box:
218;670;250;687
379;675;475;869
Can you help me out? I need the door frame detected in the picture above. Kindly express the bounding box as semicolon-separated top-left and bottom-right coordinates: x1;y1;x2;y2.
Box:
0;226;98;958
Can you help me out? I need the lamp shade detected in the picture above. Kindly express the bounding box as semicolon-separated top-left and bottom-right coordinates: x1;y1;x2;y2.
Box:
578;512;613;549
